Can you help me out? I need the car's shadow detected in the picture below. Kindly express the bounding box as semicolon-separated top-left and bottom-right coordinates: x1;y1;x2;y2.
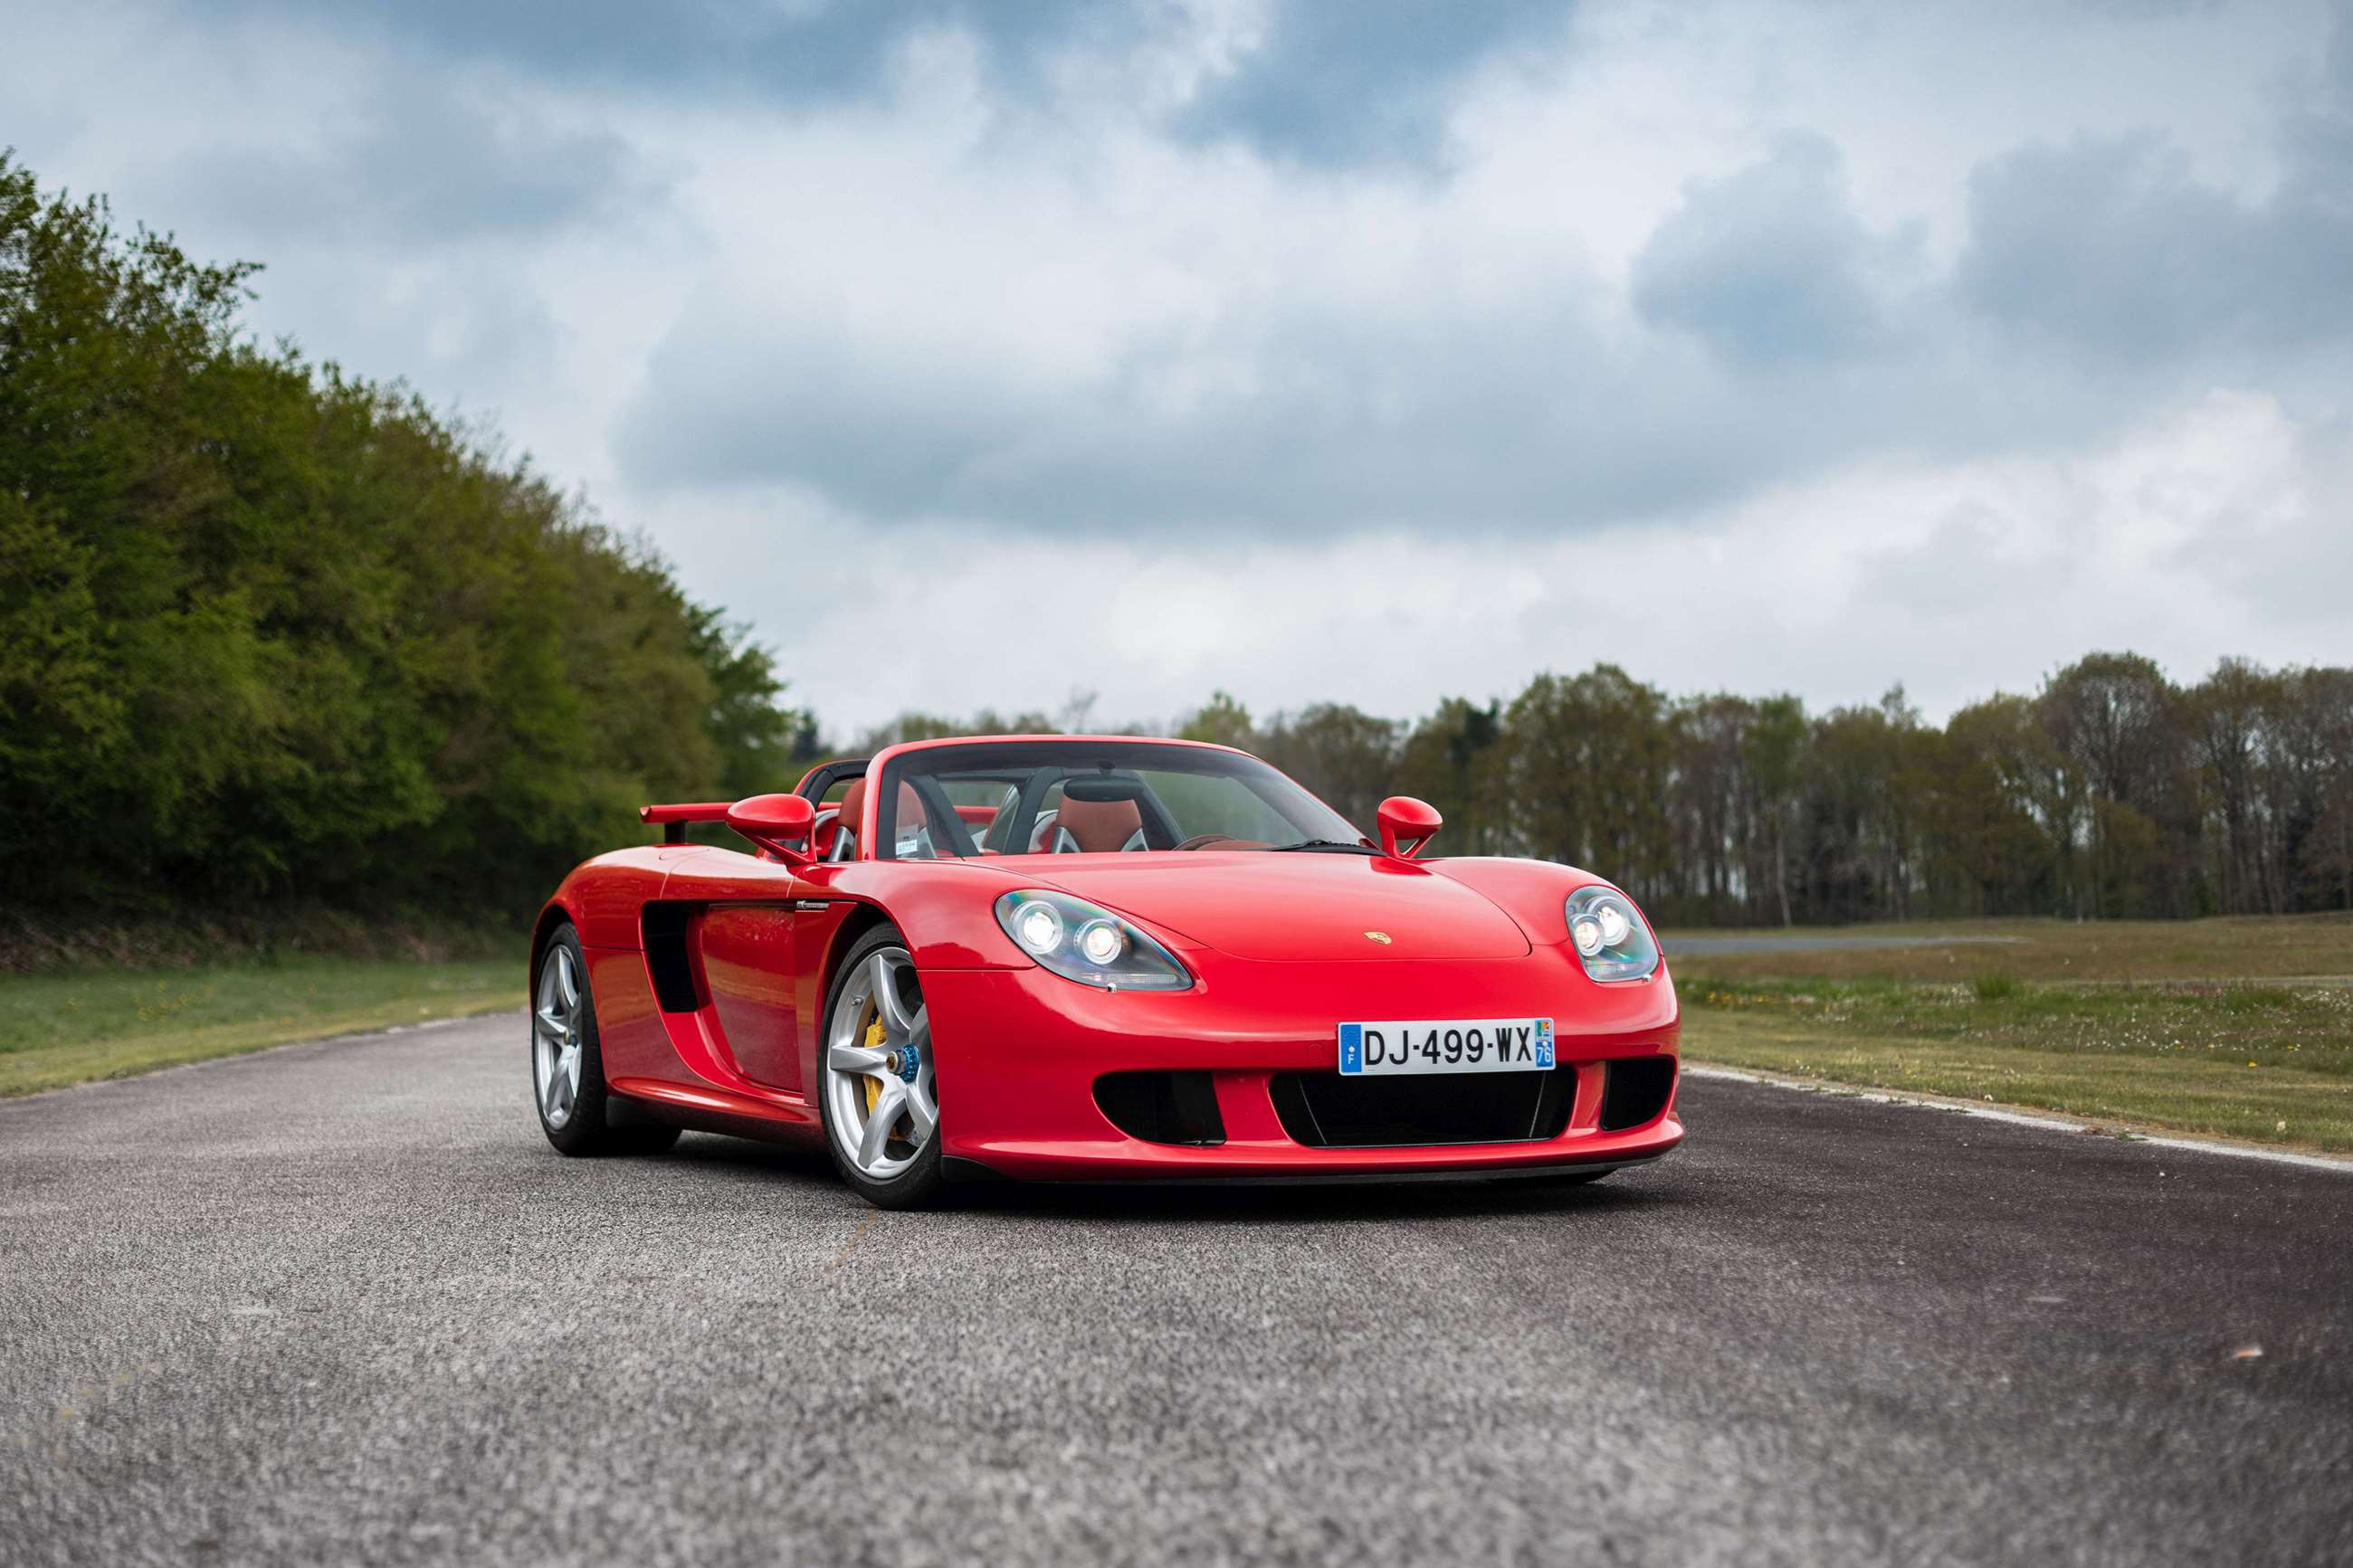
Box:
657;1131;1690;1223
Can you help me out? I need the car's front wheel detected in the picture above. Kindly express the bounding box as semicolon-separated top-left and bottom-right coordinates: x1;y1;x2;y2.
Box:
532;923;681;1157
818;927;944;1209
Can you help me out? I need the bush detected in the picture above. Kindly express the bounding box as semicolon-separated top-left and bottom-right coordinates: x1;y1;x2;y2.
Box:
1970;972;2021;1003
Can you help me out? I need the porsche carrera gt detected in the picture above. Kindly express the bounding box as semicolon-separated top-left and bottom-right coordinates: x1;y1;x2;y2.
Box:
530;736;1681;1207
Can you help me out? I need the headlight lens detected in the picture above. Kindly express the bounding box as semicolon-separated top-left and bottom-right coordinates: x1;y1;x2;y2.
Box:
994;890;1193;991
1076;919;1123;965
1015;901;1063;955
1564;886;1659;982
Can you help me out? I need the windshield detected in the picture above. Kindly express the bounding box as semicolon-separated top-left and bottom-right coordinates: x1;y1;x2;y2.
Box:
873;741;1367;860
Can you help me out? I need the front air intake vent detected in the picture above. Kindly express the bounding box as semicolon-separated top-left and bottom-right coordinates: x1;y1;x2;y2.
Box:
1598;1057;1677;1131
1094;1070;1225;1146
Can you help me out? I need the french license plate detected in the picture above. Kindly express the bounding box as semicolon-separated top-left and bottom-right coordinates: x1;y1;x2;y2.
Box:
1337;1018;1555;1076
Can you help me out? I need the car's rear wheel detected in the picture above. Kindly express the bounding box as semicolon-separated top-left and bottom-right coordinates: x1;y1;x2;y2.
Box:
533;923;681;1157
818;927;943;1209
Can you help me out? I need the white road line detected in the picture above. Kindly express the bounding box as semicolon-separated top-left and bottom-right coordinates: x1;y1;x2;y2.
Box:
1681;1063;2353;1175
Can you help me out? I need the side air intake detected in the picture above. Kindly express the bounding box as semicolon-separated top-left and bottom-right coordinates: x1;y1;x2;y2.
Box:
641;903;701;1013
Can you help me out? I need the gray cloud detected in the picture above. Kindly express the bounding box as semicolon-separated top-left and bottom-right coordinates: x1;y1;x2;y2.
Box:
1956;33;2353;364
1631;135;1909;370
1173;0;1567;166
153;82;650;248
195;0;1112;108
611;261;2117;538
200;0;1577;168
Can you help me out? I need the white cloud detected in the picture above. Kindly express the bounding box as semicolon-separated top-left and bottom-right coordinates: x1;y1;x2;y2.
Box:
644;391;2342;732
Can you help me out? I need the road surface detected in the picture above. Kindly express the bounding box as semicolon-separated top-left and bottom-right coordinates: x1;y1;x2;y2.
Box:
5;1013;2349;1565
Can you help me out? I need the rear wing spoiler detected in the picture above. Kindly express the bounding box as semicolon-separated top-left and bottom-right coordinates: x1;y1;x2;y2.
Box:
639;802;735;846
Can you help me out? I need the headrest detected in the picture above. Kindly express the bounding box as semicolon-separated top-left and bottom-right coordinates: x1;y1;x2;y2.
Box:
1055;795;1142;852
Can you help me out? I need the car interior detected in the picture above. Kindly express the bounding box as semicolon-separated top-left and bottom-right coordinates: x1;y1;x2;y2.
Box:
798;746;1367;861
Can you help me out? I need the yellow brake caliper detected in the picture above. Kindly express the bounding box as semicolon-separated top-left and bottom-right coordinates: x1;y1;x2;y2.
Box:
860;1010;887;1121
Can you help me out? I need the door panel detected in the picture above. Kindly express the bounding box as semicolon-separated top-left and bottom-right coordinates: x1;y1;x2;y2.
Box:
698;905;800;1092
787;900;861;1094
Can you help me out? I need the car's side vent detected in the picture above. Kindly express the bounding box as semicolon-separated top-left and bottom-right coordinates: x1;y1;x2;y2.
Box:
1598;1057;1677;1131
1093;1070;1225;1146
641;902;702;1013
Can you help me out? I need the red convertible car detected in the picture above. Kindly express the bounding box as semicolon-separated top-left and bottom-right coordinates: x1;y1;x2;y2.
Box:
530;736;1681;1207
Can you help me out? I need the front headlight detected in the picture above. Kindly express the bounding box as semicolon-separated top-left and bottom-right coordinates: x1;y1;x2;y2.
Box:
1565;885;1660;982
994;890;1194;992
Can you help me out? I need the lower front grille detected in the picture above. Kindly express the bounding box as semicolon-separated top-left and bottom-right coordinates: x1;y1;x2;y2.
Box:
1271;1069;1573;1148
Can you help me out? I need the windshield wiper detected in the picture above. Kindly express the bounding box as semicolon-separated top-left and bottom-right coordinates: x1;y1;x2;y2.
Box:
1272;839;1379;854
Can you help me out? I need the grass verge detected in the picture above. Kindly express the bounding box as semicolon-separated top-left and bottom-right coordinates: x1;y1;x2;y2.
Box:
0;957;517;1098
1679;975;2353;1152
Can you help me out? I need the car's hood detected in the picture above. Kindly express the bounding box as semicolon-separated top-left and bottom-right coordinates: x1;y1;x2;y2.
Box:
1016;852;1533;962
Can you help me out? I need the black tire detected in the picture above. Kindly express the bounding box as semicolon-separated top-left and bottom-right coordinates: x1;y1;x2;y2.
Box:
531;923;681;1157
815;925;944;1209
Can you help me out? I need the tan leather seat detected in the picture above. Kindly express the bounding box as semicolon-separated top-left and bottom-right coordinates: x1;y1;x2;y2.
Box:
1053;795;1143;852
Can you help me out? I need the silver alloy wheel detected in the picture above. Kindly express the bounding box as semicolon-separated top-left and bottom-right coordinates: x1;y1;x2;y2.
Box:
534;945;586;1130
824;948;938;1181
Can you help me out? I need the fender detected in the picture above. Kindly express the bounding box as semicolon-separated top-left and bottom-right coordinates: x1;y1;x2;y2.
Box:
1428;856;1637;950
543;846;712;952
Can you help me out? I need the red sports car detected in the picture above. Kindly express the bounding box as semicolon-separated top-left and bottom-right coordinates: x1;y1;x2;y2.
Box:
530;736;1681;1207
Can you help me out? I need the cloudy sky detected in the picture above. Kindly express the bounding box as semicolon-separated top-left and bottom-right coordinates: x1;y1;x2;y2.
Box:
9;0;2349;735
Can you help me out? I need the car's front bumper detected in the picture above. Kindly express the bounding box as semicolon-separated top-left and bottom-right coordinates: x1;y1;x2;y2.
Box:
921;951;1682;1182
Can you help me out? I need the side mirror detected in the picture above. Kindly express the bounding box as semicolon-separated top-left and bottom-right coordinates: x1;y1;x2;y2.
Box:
725;793;817;864
1376;796;1443;859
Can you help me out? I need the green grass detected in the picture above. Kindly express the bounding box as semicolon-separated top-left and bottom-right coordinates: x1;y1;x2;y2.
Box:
1678;963;2353;1152
0;957;518;1098
1662;911;2353;984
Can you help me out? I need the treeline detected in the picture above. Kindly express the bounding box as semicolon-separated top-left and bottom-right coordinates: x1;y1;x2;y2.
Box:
0;157;797;922
858;651;2353;925
10;158;2346;934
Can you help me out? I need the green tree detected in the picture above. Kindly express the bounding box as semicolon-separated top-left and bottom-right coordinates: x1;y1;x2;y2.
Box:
1258;704;1401;832
1932;695;2061;915
2039;652;2190;917
0;154;797;920
1177;690;1258;750
1497;666;1674;893
1395;698;1504;855
1744;696;1807;927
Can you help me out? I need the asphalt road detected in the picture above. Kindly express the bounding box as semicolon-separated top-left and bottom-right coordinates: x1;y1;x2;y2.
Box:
5;1016;2350;1567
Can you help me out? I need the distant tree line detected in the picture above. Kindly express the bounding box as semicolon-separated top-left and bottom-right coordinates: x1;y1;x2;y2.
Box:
859;651;2353;925
0;156;797;923
10;157;2346;932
